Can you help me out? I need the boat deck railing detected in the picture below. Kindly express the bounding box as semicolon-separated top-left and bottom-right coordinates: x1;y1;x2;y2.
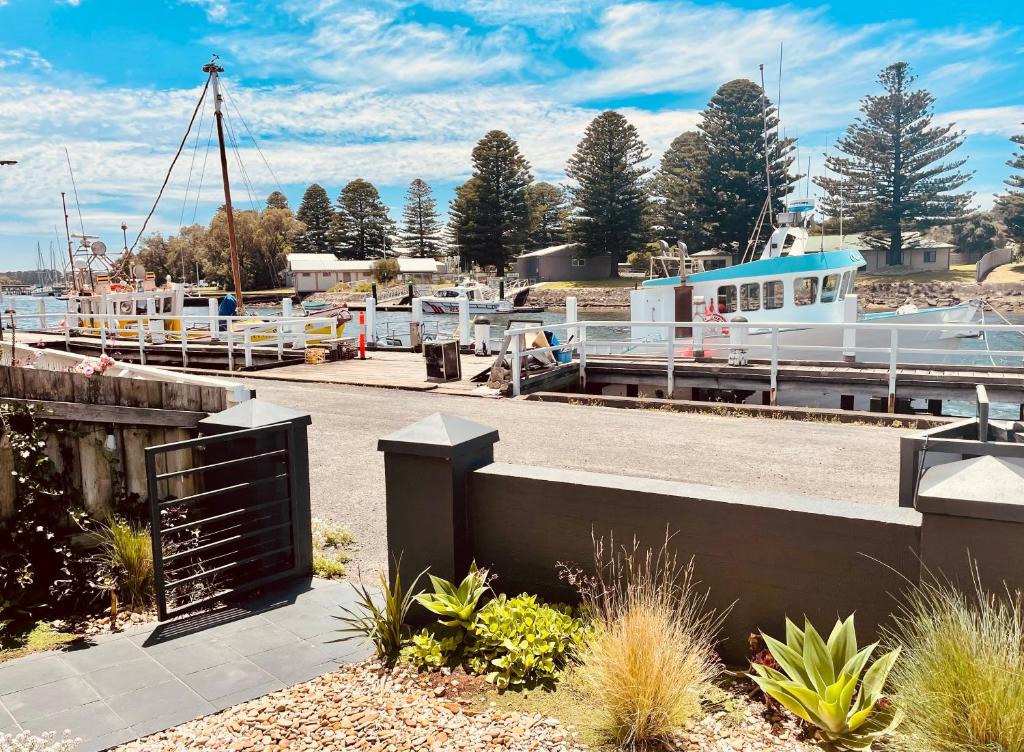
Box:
500;315;1024;408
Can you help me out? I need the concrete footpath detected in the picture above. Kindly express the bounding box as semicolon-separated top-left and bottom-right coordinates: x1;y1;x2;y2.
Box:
0;579;368;752
243;378;912;578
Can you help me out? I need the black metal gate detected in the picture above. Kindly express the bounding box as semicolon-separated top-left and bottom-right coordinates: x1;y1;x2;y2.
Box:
146;422;304;620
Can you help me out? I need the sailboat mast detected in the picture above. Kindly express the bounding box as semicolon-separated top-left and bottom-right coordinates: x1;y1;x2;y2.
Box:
203;58;244;310
61;193;75;289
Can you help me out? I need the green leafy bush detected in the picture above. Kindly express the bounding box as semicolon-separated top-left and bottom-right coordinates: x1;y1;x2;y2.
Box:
626;251;652;272
884;575;1024;752
312;519;353;579
414;564;489;630
751;615;902;750
400;628;461;671
465;594;587;690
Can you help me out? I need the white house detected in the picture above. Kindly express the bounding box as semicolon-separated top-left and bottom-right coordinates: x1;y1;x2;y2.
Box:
286;254;446;293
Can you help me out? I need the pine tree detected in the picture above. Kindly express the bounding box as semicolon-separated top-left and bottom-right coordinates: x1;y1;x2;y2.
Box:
265;191;290;210
525;182;569;250
995;124;1024;244
399;179;444;257
566;111;650;275
453;131;532;276
817;62;973;266
699;80;797;257
950;213;999;259
332;179;395;260
295;184;335;254
649;130;711;248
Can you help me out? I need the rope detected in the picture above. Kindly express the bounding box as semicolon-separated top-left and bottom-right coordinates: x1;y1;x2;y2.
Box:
130;77;211;251
222;111;258;212
222;83;284;194
178;90;209;228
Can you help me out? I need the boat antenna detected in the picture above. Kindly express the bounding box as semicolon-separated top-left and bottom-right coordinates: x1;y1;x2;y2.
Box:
821;137;828;251
759;63;773;214
203;55;244;312
777;43;783;141
63;147;87;238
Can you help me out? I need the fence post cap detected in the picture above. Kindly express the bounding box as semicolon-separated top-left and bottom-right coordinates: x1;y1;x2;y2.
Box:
199;398;312;431
378;412;498;458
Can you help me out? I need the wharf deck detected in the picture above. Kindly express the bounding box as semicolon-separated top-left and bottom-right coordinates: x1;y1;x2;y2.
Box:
571;356;1024;405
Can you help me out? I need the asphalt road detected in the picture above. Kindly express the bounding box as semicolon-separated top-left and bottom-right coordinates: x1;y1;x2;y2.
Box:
241;379;911;579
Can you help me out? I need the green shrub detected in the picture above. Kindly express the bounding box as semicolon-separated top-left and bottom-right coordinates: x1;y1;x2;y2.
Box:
414;563;489;630
465;594;587;690
94;518;154;610
400;628;461;671
626;251;652;272
335;562;425;666
884;575;1024;752
751;615;902;750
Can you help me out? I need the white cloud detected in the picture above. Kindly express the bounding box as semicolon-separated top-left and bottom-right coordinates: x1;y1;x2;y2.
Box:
938;106;1024;137
0;48;53;72
181;0;230;22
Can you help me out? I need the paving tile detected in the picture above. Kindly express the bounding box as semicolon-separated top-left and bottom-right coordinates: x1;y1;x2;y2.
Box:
263;608;340;640
212;622;302;657
0;703;20;735
15;700;127;743
5;676;101;723
148;638;239;675
125;704;217;742
180;660;277;702
81;657;174;698
104;680;212;727
209;678;285;711
245;641;341;686
62;637;145;674
0;655;77;696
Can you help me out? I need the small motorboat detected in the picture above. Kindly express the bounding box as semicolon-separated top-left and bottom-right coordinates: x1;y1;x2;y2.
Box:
301;299;329;312
420;285;513;315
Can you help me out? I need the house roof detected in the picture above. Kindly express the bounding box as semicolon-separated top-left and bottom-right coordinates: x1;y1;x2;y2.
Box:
690;249;733;258
518;243;579;259
286;254;443;273
810;234;955;253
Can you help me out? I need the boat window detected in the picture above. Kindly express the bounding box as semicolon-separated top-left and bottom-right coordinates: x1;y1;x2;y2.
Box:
846;270;857;295
716;285;737;313
780;234;798;257
821;274;841;303
763;280;785;310
838;271;851;301
794;276;819;306
740;282;760;311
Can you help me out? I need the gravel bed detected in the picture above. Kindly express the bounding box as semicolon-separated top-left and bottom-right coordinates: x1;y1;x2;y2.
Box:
112;659;821;752
113;661;588;752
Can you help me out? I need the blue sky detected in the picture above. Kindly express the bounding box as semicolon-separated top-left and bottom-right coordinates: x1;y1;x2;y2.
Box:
0;0;1022;270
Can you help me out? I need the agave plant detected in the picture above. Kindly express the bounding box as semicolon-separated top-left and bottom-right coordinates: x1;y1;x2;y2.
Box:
750;615;902;750
414;562;490;631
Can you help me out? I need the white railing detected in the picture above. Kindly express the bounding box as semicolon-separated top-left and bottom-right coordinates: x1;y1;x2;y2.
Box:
2;310;355;371
500;318;1024;404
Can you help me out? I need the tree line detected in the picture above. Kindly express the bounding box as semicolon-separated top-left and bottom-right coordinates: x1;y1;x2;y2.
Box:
138;60;1024;288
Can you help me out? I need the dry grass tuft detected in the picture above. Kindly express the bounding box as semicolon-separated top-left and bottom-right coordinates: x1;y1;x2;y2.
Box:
566;533;724;750
96;518;154;610
885;569;1024;752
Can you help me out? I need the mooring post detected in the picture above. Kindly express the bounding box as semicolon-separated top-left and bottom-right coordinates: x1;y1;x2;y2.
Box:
666;323;675;399
887;329;899;413
565;296;578;351
579;323;588;391
511;334;522;397
458;297;471;350
358;311;367;359
378;414;499;590
365;296;376;349
692;296;705;359
842;294;858;362
769;327;779;406
208;297;220;341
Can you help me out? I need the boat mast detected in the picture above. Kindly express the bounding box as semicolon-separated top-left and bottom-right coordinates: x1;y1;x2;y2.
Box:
60;192;76;289
203;57;244;310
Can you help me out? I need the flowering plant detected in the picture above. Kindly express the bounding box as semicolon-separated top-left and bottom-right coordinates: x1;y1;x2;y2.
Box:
74;354;116;379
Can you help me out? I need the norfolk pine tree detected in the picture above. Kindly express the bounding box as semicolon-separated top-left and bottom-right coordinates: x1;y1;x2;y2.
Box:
566;111;650;276
453;131;532;277
525;182;570;250
295;184;335;254
650;130;711;248
265;191;290;210
995;123;1024;244
332;179;395;260
816;62;973;267
699;80;797;257
399;179;444;257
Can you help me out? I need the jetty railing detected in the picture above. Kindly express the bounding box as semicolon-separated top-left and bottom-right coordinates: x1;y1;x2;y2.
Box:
2;309;357;370
502;317;1024;409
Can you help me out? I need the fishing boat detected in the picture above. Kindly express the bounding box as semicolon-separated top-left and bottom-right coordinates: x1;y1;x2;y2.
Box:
420;284;513;315
630;198;982;363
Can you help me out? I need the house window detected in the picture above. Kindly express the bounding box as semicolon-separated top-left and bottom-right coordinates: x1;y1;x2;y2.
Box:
716;285;737;313
821;274;841;303
763;280;784;309
923;250;936;263
571;258;586;267
794;276;819;306
740;282;760;311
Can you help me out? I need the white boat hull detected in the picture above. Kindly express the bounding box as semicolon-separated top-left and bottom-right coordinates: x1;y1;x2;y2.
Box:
420;299;512;315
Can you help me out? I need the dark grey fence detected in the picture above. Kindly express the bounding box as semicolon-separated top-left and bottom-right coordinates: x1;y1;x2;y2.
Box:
146;400;312;621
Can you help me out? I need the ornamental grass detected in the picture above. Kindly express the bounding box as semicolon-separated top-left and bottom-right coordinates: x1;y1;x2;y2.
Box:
95;518;154;610
569;533;724;749
885;569;1024;752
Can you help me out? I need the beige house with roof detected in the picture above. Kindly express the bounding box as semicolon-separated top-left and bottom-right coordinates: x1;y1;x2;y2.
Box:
285;253;445;293
809;234;955;273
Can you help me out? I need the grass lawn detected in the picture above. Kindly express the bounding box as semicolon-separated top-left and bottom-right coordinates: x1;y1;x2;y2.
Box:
985;262;1024;284
536;278;641;289
0;620;79;663
857;263;978;285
